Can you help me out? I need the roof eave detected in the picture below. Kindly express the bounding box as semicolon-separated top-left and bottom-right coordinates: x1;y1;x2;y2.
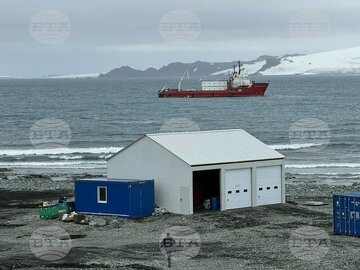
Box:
190;157;285;167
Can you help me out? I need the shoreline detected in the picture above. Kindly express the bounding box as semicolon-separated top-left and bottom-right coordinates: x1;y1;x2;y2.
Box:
1;171;360;269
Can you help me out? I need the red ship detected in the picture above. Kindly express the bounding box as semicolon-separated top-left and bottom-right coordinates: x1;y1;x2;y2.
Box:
158;61;269;98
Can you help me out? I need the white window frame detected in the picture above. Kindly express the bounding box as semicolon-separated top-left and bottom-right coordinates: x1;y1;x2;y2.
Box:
97;186;107;203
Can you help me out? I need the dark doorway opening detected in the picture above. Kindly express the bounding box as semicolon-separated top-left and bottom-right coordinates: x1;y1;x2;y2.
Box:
193;169;220;211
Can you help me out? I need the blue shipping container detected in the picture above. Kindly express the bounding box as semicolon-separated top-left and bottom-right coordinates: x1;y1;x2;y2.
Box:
333;192;360;236
75;178;155;218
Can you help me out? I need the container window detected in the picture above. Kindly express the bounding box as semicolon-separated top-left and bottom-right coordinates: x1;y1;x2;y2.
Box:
274;186;278;189
259;187;263;191
227;191;232;194
236;190;240;193
266;187;271;190
244;189;248;192
97;186;107;203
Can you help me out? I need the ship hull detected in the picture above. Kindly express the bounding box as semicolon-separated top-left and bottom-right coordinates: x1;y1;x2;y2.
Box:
158;82;269;98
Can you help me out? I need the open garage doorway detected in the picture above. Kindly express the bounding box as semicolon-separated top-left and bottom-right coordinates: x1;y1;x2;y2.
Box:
193;169;220;211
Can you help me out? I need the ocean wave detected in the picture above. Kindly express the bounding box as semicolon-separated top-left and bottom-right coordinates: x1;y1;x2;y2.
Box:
0;161;106;168
269;143;323;150
1;160;359;170
291;172;360;176
286;163;360;168
0;155;105;162
48;155;84;160
0;147;123;156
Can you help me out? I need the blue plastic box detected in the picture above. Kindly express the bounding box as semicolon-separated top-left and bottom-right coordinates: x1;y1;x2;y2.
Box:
333;192;360;236
75;178;155;218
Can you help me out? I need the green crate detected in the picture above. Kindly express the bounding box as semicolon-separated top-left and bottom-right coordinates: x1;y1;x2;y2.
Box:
38;202;73;219
38;204;59;219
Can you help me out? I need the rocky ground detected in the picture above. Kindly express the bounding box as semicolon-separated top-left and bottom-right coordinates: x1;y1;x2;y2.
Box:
1;169;360;270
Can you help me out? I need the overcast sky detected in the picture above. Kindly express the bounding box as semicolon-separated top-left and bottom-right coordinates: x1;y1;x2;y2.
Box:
1;0;360;77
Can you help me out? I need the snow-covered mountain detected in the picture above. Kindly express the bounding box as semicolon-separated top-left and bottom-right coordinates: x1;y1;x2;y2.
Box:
101;47;360;78
213;47;360;76
261;47;360;75
33;47;360;79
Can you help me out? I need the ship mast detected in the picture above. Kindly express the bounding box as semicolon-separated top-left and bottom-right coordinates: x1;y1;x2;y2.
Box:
178;71;189;91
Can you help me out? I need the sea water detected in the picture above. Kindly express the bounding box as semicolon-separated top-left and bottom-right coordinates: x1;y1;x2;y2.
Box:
0;76;359;183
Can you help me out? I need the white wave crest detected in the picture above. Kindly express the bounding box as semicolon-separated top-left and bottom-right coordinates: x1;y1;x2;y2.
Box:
292;172;360;176
270;143;323;150
0;147;123;156
286;163;360;168
48;155;84;160
0;161;106;168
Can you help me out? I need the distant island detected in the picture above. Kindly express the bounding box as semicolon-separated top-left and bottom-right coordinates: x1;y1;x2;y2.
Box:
37;46;360;79
98;56;278;78
99;46;360;78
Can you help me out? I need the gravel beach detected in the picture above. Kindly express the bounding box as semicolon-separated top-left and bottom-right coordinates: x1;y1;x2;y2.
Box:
1;170;360;270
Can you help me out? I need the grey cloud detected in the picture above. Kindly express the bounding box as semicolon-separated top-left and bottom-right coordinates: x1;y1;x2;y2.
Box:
1;0;360;77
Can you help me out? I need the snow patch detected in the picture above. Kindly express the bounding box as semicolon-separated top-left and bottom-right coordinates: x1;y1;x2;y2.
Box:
261;47;360;75
212;60;266;75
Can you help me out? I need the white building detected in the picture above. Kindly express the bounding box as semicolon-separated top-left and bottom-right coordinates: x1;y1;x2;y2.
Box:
107;129;285;215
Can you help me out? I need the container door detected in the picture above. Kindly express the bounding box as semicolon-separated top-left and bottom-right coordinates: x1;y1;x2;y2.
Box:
139;182;155;217
130;184;142;217
180;186;190;214
334;195;360;236
355;197;360;236
333;195;345;234
256;166;282;206
224;168;252;210
347;196;360;236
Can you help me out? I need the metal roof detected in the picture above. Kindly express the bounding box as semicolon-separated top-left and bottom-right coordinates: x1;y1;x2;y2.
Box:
146;129;284;166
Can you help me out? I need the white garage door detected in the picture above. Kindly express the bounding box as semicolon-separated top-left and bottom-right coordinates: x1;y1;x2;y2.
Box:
256;166;282;206
225;168;252;209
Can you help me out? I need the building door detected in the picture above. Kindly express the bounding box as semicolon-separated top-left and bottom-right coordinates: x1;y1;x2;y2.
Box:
180;186;190;214
192;169;220;210
256;166;282;206
130;184;142;217
225;168;252;209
